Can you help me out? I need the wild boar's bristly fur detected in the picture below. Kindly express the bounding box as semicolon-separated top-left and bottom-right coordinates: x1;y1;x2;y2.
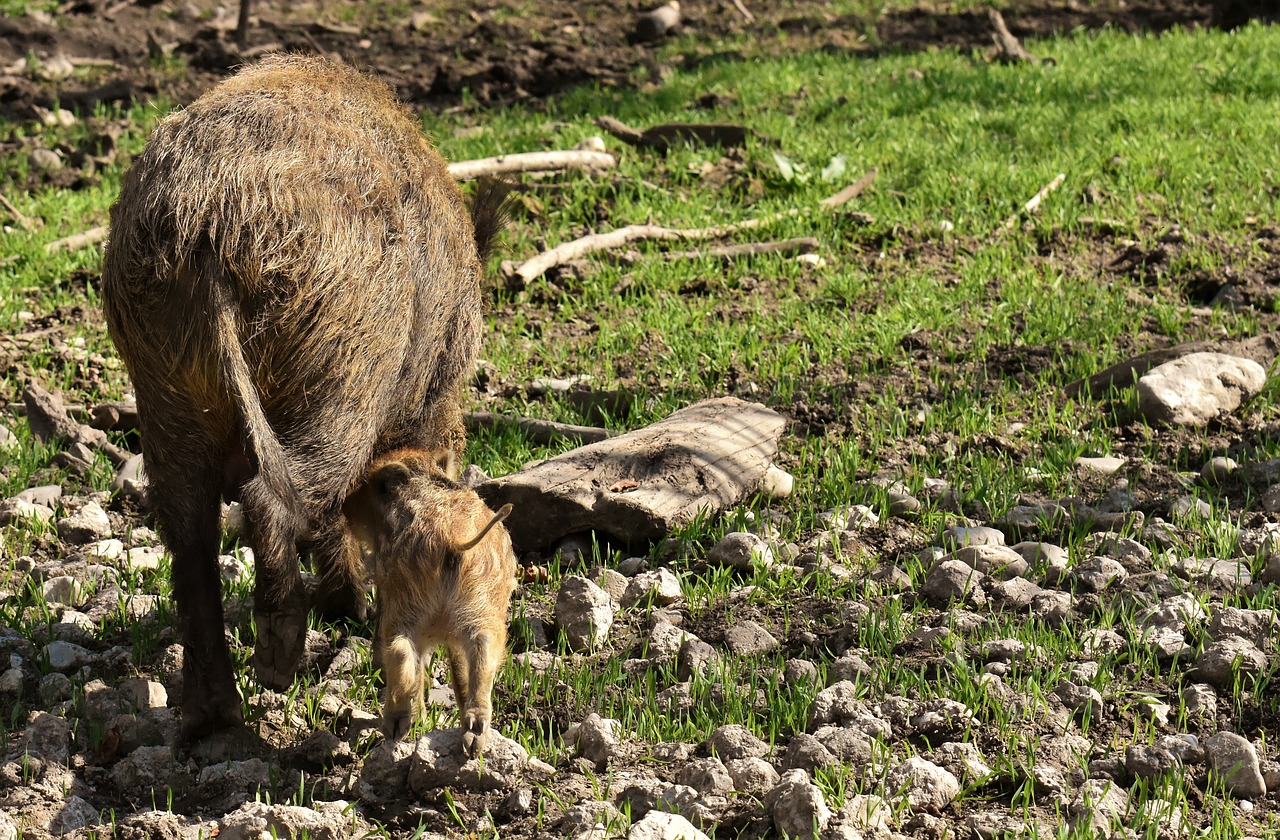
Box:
100;54;500;742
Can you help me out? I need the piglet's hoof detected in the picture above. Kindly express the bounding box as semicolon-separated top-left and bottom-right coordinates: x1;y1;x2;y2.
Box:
461;714;490;757
253;597;307;690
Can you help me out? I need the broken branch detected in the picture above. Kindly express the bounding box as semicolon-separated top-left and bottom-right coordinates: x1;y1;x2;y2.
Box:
987;8;1039;63
0;192;40;233
44;225;109;253
511;209;800;285
1002;173;1065;229
730;0;755;23
447;150;616;181
820;167;878;208
664;236;819;262
595;116;752;151
464;412;614;446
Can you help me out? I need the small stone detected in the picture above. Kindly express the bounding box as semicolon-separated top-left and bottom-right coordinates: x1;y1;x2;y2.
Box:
723;620;779;656
783;733;837;772
884;756;960;810
819;504;878;530
1137;352;1266;426
1075;455;1126;475
622;568;682;608
1070;556;1129;592
676;757;733;797
30;147;63;171
707;725;770;760
828;652;870;683
42;575;84;607
1176;556;1252;589
124;545;167;572
119;678;168;710
1068;779;1128;833
1196;637;1268;687
768;773;831;838
57;501;113;544
941;525;1005;548
1126;743;1180;779
1183;684;1218;718
49;796;99;835
556;576;615;652
920;559;986;607
628;811;710;840
763;465;794;499
565;713;623;767
707;532;774;571
676;637;719;681
0;424;18;454
932;742;992;782
21;711;71;762
1204;732;1265;798
0;669;23;694
0;497;55;527
1201;456;1238;484
44;640;94;672
406;728;552;793
589;567;628;604
1207;607;1275;649
951;544;1027;578
724;756;777;795
784;658;820;685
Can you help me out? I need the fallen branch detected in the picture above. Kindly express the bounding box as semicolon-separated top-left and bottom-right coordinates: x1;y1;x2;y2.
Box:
45;225;108;254
464;411;614;446
0;192;39;233
820;167;878;208
987;8;1039;63
664;236;818;262
1002;173;1065;229
730;0;755;23
447;150;616;181
595;115;752;151
511;209;800;285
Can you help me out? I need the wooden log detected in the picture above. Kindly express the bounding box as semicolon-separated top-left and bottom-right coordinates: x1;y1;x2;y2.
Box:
476;397;786;551
45;225;108;254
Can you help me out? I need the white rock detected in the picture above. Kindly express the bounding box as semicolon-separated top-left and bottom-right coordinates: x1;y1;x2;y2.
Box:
627;811;710;840
556;576;615;651
86;538;125;561
0;497;55;527
707;724;770;760
57;501;112;543
564;713;623;766
763;465;794;499
920;559;986;607
125;545;167;572
1068;779;1128;833
942;525;1005;548
884;756;960;810
1207;607;1275;649
1196;637;1268;687
725;757;778;794
1137;352;1266;426
767;773;831;837
622;568;682;608
1075;455;1125;475
44;640;94;672
723;620;779;655
0;424;18;454
42;575;84;607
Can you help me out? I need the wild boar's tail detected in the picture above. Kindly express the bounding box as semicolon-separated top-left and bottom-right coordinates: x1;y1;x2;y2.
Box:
468;177;514;264
206;277;309;535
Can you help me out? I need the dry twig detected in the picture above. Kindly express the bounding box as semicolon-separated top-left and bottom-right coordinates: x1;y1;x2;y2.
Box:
595;115;752;151
511;209;800;285
664;236;819;261
464;412;614;446
820;168;878;208
44;225;109;254
1002;173;1065;229
730;0;755;23
447;150;616;181
0;192;40;233
987;8;1039;63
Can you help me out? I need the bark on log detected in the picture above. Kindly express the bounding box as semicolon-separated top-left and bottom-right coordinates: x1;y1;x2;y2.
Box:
476;397;786;551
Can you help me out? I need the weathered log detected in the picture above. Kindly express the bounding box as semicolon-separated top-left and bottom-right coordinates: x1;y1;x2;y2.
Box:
477;397;786;551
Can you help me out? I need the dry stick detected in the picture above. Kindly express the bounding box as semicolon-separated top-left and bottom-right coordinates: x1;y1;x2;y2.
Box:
596;116;751;150
664;236;819;262
44;225;108;254
447;150;616;181
987;8;1038;63
1002;173;1065;230
512;209;801;285
0;192;39;233
236;0;253;46
464;412;614;446
820;167;878;208
730;0;755;23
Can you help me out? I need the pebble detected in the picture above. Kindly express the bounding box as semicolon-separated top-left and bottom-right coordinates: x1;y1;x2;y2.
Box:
942;525;1005;548
1075;455;1125;475
621;568;682;608
724;757;778;795
564;713;623;766
722;620;779;656
628;811;710;840
555;575;615;652
1201;456;1238;484
706;532;774;571
921;558;986;607
57;501;113;544
706;724;769;760
44;640;94;672
884;756;960;810
1204;732;1266;798
1196;637;1268;687
766;770;831;837
1070;556;1128;592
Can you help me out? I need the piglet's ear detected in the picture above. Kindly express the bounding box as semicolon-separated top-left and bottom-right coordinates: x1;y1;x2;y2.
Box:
372;461;413;499
453;503;513;553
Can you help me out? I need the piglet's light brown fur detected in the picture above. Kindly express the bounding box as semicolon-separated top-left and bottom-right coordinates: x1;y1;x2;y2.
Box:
344;448;517;755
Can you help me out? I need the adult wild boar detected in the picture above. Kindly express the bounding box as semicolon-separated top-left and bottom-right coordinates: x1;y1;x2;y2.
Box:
101;54;506;740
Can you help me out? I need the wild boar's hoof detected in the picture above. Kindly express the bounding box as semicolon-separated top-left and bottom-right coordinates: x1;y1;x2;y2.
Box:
252;597;308;690
312;581;369;624
462;714;490;757
381;713;413;741
178;695;244;744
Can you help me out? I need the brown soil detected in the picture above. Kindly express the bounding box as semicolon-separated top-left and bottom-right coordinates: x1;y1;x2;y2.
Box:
0;0;1232;121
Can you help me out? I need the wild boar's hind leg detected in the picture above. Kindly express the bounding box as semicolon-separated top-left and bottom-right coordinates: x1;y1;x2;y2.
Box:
241;475;308;690
380;630;422;739
457;628;502;756
142;434;242;742
308;518;368;624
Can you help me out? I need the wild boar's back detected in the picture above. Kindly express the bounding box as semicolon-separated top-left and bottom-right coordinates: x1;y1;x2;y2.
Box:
102;54;483;517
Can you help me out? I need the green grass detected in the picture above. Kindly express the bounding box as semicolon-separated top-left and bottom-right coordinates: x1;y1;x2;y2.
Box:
2;16;1279;840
